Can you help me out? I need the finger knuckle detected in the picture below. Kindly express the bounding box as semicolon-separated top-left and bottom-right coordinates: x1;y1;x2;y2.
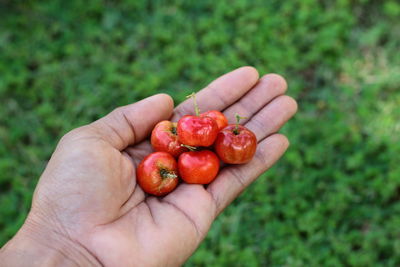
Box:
60;125;91;144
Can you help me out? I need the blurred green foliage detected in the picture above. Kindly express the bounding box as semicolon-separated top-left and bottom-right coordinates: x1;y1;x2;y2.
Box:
1;0;400;265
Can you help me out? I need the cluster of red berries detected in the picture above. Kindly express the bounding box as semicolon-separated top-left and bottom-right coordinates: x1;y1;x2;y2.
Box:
137;93;257;196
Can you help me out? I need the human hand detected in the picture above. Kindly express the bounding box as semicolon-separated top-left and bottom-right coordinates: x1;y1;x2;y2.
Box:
0;67;297;266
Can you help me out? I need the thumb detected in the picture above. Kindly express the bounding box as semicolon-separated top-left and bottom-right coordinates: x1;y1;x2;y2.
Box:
88;93;174;150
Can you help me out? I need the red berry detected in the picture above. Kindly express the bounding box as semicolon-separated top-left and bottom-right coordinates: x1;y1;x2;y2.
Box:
137;152;179;196
151;120;187;157
178;150;220;184
214;125;257;164
200;110;228;131
177;115;219;147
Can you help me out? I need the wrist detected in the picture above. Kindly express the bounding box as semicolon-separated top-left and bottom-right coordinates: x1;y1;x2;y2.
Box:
0;214;102;267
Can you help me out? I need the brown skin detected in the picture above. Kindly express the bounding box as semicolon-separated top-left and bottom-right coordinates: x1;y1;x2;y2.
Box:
215;125;257;164
151;121;187;157
0;67;297;267
137;152;179;196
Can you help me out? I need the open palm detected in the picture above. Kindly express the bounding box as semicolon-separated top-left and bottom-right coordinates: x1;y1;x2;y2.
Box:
11;67;297;266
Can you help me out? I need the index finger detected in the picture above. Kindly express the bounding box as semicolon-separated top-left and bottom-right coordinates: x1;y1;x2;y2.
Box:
171;66;259;121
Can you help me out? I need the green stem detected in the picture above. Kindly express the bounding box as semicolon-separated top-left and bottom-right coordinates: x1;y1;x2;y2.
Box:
186;92;200;116
234;113;247;135
160;169;178;179
181;144;197;151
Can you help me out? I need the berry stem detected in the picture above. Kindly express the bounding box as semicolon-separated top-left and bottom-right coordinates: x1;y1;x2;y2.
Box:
234;113;247;135
186;92;200;116
170;125;177;135
160;169;178;179
181;144;197;151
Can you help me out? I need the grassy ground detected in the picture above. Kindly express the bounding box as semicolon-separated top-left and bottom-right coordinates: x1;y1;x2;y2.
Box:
1;0;400;266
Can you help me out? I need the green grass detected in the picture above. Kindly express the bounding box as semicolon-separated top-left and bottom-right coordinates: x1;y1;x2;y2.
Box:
1;0;400;266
